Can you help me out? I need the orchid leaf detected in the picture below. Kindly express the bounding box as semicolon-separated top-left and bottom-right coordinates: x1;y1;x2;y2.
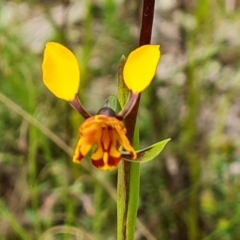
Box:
122;138;170;163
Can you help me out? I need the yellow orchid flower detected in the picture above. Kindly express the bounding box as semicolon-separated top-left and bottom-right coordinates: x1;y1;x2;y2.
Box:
42;42;161;170
42;42;80;101
73;114;136;171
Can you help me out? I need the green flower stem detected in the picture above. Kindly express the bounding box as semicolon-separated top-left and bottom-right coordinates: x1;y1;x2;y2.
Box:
117;57;141;240
126;129;140;240
117;162;128;240
117;1;155;239
117;105;140;240
117;56;131;240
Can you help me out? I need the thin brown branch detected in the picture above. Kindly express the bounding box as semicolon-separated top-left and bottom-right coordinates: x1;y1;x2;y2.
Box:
139;0;155;46
125;0;155;142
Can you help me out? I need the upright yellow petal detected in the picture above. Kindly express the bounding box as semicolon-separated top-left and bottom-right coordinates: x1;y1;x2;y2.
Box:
123;45;160;93
42;42;80;101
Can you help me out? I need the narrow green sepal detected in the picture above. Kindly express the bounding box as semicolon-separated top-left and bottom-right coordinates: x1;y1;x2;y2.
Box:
122;138;171;163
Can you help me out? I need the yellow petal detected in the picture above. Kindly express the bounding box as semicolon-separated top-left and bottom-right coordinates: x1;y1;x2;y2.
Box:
123;45;160;93
42;42;80;101
72;138;90;163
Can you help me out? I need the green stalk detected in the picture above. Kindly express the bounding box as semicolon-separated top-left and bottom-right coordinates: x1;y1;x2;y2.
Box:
117;162;128;240
126;129;140;239
117;56;132;240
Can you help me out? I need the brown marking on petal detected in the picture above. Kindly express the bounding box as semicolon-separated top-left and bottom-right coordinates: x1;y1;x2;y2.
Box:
92;158;105;168
92;156;119;171
108;154;121;167
73;151;84;163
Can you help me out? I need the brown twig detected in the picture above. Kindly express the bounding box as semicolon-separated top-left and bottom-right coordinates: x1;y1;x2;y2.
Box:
125;0;155;140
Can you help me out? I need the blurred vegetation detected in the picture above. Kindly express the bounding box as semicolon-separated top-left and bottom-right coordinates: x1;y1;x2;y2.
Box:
1;0;240;239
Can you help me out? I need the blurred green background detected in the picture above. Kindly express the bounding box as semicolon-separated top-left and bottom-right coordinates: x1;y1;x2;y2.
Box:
1;0;240;239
